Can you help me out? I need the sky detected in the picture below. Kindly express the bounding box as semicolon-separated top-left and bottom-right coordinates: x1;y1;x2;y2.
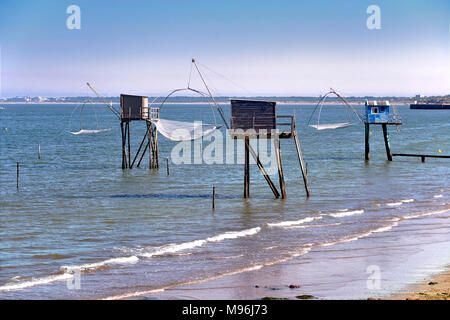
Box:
0;0;449;97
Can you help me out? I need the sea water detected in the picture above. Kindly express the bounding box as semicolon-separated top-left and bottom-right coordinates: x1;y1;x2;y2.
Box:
0;104;448;299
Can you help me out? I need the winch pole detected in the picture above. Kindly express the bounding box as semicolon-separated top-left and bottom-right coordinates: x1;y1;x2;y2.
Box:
86;82;121;119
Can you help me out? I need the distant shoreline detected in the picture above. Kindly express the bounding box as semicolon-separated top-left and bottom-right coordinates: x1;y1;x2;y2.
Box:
0;101;412;106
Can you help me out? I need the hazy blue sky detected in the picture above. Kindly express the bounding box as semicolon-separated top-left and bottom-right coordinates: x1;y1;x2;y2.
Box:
0;0;448;97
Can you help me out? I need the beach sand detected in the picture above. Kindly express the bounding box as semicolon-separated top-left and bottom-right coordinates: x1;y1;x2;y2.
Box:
388;266;450;300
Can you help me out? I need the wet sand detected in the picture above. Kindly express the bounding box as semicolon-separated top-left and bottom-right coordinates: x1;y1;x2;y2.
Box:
110;207;450;300
388;266;450;300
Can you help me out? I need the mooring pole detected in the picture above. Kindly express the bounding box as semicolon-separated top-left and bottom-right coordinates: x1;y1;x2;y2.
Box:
16;162;19;189
244;137;250;198
166;157;170;175
212;186;216;209
364;123;370;161
382;123;392;161
38;143;41;160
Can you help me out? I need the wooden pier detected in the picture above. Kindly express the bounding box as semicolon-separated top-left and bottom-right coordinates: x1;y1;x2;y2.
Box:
392;153;450;162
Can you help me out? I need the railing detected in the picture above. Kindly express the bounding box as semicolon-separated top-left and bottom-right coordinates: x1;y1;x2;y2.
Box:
276;115;295;136
149;107;160;120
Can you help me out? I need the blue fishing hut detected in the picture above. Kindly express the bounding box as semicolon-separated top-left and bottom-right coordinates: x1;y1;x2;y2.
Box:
365;100;390;123
364;100;402;161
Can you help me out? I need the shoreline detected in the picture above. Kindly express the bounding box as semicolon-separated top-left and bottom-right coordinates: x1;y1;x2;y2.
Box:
0;101;409;106
387;265;450;300
105;206;450;301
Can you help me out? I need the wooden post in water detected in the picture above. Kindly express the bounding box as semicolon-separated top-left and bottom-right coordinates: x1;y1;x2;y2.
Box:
293;128;310;197
166;157;170;175
364;123;370;161
382;123;393;161
274;135;286;199
212;186;215;209
16;162;19;189
155;129;159;168
120;121;127;169
244;137;250;198
127;122;131;168
148;122;153;169
38;143;41;160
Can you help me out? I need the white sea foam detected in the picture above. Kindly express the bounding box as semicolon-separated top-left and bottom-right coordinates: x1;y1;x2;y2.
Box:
0;273;73;292
61;256;139;272
403;208;450;220
401;199;415;203
206;227;261;242
284;223;342;229
103;247;312;300
1;226;262;292
104;207;450;300
433;194;443;198
328;210;364;218
139;239;207;258
266;216;322;228
386;202;403;207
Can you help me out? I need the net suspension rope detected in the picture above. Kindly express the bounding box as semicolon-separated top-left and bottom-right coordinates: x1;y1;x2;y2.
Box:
148;59;229;141
307;88;363;130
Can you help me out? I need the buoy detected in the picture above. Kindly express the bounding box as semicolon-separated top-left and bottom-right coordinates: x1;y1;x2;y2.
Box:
370;131;372;135
4;128;7;131
438;149;441;153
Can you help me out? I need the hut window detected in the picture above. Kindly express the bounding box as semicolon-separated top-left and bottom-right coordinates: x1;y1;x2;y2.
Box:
371;107;379;114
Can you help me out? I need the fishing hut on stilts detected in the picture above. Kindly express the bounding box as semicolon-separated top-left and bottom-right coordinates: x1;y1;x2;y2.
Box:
230;99;310;199
119;94;160;169
95;58;310;199
364;100;402;161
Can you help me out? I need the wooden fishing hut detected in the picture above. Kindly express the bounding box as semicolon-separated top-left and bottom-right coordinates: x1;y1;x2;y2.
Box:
229;99;310;199
364;100;402;161
120;94;159;169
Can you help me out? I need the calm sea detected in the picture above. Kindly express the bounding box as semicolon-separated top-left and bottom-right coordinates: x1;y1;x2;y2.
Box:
0;103;448;299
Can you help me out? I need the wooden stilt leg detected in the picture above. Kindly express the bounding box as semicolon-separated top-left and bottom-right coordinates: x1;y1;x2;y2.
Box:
127;122;131;168
131;124;151;169
382;123;392;161
244;137;250;198
121;121;126;169
148;122;153;169
155;129;159;169
274;135;286;199
293;130;310;197
365;123;370;161
137;142;149;168
247;142;280;198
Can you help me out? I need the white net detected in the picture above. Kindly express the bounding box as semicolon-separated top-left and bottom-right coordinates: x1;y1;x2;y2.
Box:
308;122;353;130
150;119;219;141
69;128;112;135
